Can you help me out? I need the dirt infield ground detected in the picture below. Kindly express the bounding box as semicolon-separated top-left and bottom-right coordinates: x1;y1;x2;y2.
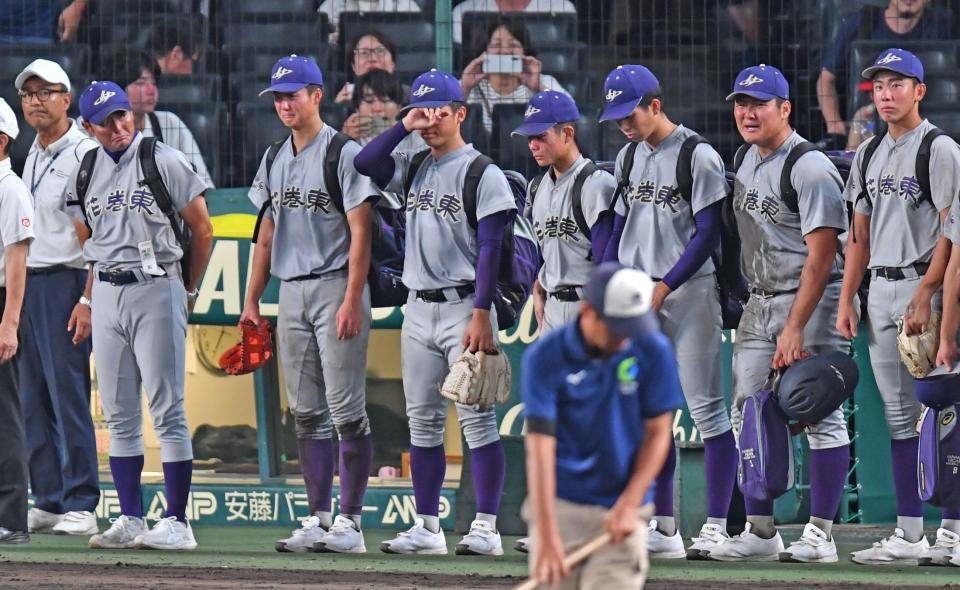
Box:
1;526;958;589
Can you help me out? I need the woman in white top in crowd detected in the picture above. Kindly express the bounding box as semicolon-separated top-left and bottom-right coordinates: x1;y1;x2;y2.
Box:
334;30;401;105
460;16;571;133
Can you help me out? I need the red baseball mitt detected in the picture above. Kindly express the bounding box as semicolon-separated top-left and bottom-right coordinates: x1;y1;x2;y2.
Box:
219;319;273;375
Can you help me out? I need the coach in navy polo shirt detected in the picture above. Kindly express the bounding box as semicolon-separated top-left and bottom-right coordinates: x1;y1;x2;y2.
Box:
522;262;683;589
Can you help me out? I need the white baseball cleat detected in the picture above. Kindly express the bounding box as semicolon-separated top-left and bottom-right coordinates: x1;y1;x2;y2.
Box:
52;511;98;535
704;523;784;562
27;508;63;533
849;528;929;565
779;523;838;563
275;515;328;553
134;516;197;550
919;528;960;566
312;515;366;554
379;518;448;555
647;519;685;559
515;536;530;553
89;515;147;549
686;523;729;560
455;519;504;556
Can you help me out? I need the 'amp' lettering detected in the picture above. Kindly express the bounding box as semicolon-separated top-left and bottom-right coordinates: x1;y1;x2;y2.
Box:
382;495;451;525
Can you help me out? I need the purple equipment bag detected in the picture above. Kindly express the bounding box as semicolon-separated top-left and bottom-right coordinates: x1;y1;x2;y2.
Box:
918;404;960;507
738;373;795;501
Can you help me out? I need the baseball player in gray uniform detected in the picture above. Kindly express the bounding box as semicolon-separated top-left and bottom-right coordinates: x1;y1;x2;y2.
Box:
355;69;516;556
598;64;735;560
65;81;213;550
706;65;852;564
837;48;960;565
0;98;36;545
15;59;101;537
510;90;617;554
242;55;378;554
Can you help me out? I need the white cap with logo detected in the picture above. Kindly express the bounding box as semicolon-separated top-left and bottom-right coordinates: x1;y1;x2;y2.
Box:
0;99;20;140
15;59;72;92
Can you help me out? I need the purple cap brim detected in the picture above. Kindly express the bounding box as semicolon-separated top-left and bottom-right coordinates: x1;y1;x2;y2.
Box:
88;104;131;125
605;313;659;339
861;64;921;81
398;100;455;115
598;98;641;123
725;90;781;101
511;121;555;137
259;82;311;96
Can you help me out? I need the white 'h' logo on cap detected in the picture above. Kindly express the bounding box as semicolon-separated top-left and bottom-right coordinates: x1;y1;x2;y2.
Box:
605;89;623;102
94;90;115;105
272;66;293;80
877;52;902;65
739;74;764;87
524;105;541;118
412;84;435;97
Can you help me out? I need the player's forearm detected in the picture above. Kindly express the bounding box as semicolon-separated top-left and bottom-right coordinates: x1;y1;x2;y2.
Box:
344;205;373;305
186;222;213;293
245;220;274;307
786;230;836;330
1;243;28;328
940;244;960;341
474;211;509;311
839;217;871;305
662;201;721;290
525;433;560;538
619;412;673;508
82;263;93;299
917;215;952;295
590;210;614;262
354;123;406;188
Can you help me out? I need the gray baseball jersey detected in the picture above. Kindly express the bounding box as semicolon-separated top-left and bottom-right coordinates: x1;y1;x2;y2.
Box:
526;156;616;292
247;125;380;280
64;133;207;267
613;125;728;280
0;159;36;286
385;143;517;290
733;131;846;293
946;201;960;245
22;121;96;269
844;119;960;269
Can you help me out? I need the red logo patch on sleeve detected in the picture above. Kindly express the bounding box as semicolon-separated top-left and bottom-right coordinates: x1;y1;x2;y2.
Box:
21;218;31;228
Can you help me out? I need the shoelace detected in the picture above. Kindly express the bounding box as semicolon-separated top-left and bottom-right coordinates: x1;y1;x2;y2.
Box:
329;519;357;534
935;532;959;548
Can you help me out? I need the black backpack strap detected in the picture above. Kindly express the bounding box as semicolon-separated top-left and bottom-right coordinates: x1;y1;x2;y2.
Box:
462;154;495;230
676;134;709;203
615;142;639;209
253;139;287;243
147;111;164;144
324;131;352;215
403;149;431;202
570;161;598;240
137;137;187;251
779;141;823;214
733;144;750;173
856;129;886;207
916;128;947;207
69;147;99;212
526;173;545;218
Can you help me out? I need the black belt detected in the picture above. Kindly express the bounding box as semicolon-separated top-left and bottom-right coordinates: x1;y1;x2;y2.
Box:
27;264;72;275
286;267;347;282
97;270;143;285
871;262;929;281
549;287;582;302
415;285;475;303
750;286;798;299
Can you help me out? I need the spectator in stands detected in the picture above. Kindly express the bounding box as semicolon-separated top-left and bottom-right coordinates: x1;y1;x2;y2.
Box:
343;69;426;151
335;30;401;105
149;18;203;76
816;0;950;147
461;17;572;133
99;51;214;188
0;0;87;44
451;0;576;45
319;0;420;43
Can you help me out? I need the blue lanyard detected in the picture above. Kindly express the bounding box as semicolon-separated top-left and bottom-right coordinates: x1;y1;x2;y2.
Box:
30;148;63;195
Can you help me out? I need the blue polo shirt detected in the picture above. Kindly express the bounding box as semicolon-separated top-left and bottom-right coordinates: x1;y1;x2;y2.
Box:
522;319;683;508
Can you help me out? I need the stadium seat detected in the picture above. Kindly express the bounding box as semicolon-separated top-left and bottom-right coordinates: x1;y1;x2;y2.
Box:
923;74;960;103
232;101;290;186
339;12;434;51
222;44;335;78
321;102;350;131
933;112;960;140
491;104;540;178
164;102;226;187
221;19;329;50
574;116;601;161
218;0;318;19
93;0;194;14
0;44;90;83
462;104;490;156
395;50;439;78
537;45;584;78
158;74;222;103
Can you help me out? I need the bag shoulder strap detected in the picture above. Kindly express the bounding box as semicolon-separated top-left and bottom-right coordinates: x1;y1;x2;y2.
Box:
676;134;709;203
733;143;750;173
137;137;186;249
527;173;545;214
570;161;598;240
147;111;164;144
856;128;886;206
403;149;431;201
615;142;639;209
779;141;822;214
72;146;99;211
463;153;495;230
917;127;948;207
324;131;351;215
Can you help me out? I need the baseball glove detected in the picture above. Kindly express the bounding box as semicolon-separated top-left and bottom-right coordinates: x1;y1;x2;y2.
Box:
219;319;274;375
897;311;941;378
440;350;512;409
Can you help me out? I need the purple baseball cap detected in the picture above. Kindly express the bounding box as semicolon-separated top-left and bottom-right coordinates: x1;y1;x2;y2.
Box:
598;65;660;123
583;262;659;339
862;48;925;82
259;54;324;96
399;69;464;115
79;81;132;125
726;64;789;101
511;91;580;137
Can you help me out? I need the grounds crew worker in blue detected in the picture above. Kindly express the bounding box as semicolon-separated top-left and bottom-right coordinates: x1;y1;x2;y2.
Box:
522;262;683;589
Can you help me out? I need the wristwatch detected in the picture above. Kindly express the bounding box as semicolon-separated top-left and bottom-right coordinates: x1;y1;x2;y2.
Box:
78;295;92;307
187;287;200;301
